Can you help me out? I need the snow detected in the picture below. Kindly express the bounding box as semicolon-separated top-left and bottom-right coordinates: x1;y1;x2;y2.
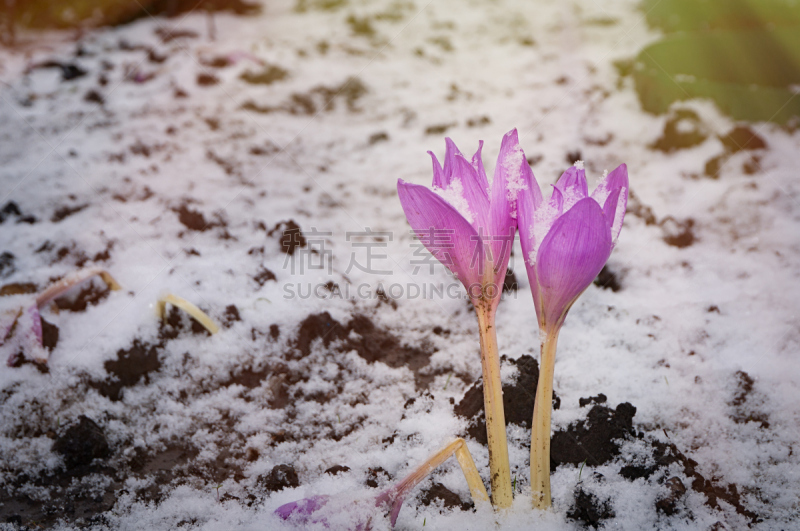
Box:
434;178;474;224
500;144;526;219
0;0;799;529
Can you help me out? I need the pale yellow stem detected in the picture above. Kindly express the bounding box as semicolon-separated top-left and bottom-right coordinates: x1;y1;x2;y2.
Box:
530;330;559;509
156;293;220;334
476;306;513;509
454;441;491;504
390;438;490;507
35;267;122;308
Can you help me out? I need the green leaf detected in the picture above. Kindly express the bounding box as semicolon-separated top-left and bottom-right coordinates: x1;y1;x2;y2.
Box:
633;26;800;123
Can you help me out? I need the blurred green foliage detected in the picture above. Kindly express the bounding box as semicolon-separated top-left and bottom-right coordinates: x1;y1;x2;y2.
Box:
643;0;800;32
634;0;800;123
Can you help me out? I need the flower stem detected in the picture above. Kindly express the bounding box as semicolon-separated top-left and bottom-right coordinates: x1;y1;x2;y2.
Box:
476;306;513;509
156;293;220;334
530;330;559;509
35;267;121;308
376;438;489;526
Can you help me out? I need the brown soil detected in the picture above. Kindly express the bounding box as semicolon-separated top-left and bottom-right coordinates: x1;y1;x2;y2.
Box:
454;354;558;445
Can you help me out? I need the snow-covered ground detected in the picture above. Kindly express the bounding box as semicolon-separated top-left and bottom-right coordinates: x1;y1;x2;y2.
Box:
1;0;799;529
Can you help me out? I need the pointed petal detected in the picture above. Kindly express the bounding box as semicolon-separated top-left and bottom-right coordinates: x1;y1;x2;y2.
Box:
471;140;490;193
535;198;612;331
602;187;621;227
442;137;465;186
516;141;545;319
591;163;628;207
518;186;543;322
555;165;589;203
602;186;627;244
398;180;485;288
428;151;444;188
451;153;490;229
550;185;564;212
488;129;531;273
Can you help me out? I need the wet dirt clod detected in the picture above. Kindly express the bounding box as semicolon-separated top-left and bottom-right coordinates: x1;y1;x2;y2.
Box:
94;340;161;401
568;487;615;528
324;465;350;476
53;416;110;470
419;482;473;511
51;204;89;222
0;282;37;296
579;393;608;408
661;217;696;248
254;267;276;286
175;205;209;231
649;109;707;152
656;477;687;515
223;305;241;327
40;318;59;350
258;464;299;493
239;65;289;85
719;126;767;152
270;219;306;255
594;266;621;291
550;402;637;470
53;280;110;312
293;312;434;386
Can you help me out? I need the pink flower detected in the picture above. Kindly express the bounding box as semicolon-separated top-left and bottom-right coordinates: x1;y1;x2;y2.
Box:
397;132;533;507
397;129;532;309
518;161;628;509
517;162;629;335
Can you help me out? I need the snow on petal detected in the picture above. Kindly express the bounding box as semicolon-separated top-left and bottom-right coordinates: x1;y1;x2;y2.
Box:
554;165;589;211
529;187;564;264
591;163;628;208
434;176;474;224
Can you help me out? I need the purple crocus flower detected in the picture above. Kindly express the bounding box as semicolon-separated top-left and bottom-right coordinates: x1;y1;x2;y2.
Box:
516;161;628;509
396;130;534;508
397;129;528;309
517;161;629;335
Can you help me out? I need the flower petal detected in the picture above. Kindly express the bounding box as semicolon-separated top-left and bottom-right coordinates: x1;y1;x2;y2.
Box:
555;165;589;205
591;163;628;209
593;164;629;244
550;185;564;212
471;140;490;193
275;495;330;520
535;198;612;331
516;147;544;320
451;153;490;229
398;180;486;288
442;137;466;186
428;150;445;188
488;129;531;272
602;185;628;244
